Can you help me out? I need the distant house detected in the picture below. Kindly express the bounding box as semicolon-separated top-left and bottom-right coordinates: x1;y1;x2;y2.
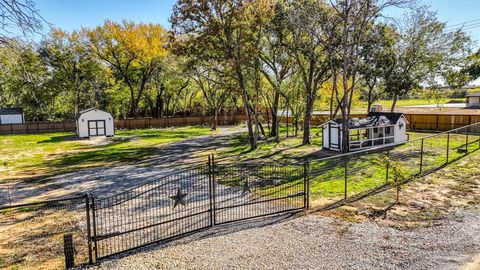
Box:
322;112;409;152
76;108;115;138
466;92;480;108
0;108;24;124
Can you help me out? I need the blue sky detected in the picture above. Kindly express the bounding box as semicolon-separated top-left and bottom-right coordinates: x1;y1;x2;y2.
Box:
35;0;176;30
33;0;480;43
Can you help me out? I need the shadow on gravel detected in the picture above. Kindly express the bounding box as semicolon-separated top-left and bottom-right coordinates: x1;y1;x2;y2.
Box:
88;212;300;267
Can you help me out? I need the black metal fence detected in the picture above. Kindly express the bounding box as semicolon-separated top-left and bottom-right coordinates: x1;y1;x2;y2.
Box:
1;161;307;268
0;196;91;269
307;122;480;208
2;123;479;268
90;159;307;261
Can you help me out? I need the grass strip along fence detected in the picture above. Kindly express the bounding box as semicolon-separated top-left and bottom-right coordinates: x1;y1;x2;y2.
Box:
306;122;480;208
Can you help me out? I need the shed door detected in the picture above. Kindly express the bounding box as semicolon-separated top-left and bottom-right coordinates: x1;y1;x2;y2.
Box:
88;120;106;136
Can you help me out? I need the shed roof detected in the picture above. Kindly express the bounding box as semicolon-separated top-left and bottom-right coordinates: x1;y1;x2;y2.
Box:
76;108;111;120
467;91;480;97
331;112;405;129
0;108;23;115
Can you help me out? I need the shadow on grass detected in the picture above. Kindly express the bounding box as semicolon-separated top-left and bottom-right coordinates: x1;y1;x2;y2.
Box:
54;146;159;167
37;134;78;144
18;145;159;186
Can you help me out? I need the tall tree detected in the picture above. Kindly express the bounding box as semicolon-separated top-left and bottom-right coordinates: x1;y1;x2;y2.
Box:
284;0;331;145
188;62;229;130
259;1;294;139
0;0;46;45
171;0;263;149
39;29;110;117
359;23;396;112
326;0;412;152
84;20;168;117
383;8;471;111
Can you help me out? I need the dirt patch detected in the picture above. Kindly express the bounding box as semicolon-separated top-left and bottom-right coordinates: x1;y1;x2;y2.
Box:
463;254;480;270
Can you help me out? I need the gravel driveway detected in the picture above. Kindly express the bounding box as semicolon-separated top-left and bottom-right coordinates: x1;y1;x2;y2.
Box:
90;207;480;270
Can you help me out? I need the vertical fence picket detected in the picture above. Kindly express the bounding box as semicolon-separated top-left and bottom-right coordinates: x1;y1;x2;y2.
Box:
91;196;98;262
211;155;217;226
208;155;215;227
303;161;310;210
85;194;93;265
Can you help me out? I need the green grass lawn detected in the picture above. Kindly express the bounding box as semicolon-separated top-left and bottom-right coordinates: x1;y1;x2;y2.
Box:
217;127;480;207
0;126;213;182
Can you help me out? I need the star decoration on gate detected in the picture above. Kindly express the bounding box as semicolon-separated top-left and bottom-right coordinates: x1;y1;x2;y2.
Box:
170;187;188;209
242;179;252;197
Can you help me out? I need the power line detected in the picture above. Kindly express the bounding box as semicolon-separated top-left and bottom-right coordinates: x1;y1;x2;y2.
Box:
445;18;480;29
447;23;480;33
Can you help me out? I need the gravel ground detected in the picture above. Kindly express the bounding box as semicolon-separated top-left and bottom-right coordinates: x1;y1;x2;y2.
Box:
89;207;480;270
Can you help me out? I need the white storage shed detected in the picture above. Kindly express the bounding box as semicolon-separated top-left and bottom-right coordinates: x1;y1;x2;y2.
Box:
0;108;24;124
322;112;409;152
76;108;115;138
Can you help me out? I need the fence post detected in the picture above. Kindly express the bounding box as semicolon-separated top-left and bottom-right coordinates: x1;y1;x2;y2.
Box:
446;132;450;164
85;194;93;265
10;123;13;135
211;154;217;225
91;196;98;262
419;138;424;174
63;233;75;269
344;157;348;200
208;155;215;227
303;161;310;210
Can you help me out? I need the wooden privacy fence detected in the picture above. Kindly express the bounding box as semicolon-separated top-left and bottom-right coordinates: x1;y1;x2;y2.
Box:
0;114;253;135
278;113;480;132
405;114;480;131
1;112;480;135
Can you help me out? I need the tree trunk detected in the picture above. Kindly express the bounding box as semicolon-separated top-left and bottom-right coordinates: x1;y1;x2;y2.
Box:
236;66;257;150
302;90;314;145
294;117;299;137
212;109;218;130
390;94;398;112
367;85;374;113
270;91;280;137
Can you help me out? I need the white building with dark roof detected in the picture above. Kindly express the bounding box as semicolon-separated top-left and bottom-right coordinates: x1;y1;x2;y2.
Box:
466;92;480;108
0;108;24;124
322;112;409;152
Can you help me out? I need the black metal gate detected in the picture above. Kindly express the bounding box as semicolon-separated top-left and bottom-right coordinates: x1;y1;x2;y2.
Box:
89;157;308;260
213;159;308;225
